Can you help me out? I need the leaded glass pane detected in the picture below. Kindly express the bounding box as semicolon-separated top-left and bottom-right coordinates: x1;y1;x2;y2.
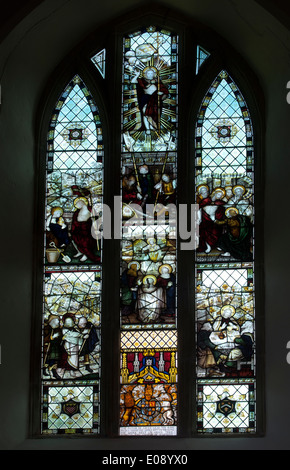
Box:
42;384;100;434
196;71;253;175
41;75;103;435
196;45;210;75
120;27;178;435
197;379;256;433
91;49;106;78
195;70;256;434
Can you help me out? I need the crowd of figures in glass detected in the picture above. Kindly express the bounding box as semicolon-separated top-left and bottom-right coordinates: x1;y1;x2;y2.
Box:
120;27;178;435
41;76;103;434
195;71;256;433
121;152;177;327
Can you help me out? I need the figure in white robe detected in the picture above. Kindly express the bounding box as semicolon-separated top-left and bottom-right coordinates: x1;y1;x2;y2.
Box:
137;275;166;323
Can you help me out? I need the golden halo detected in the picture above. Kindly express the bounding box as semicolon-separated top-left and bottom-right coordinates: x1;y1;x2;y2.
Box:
220;305;235;316
233;185;246;195
51;206;63;215
225;206;239;217
158;264;173;274
197;184;209;194
128;261;140;270
142;66;158;78
143;274;157;285
73;196;89;207
211;187;226;198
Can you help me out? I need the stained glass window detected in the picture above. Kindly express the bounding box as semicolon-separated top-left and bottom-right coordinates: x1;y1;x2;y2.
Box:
41;75;103;434
91;49;106;78
195;70;256;434
37;22;261;438
120;26;178;435
196;45;210;75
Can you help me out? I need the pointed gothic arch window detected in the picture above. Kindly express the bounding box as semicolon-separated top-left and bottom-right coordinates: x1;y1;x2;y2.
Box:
41;75;104;435
195;70;256;434
120;26;178;436
35;13;263;439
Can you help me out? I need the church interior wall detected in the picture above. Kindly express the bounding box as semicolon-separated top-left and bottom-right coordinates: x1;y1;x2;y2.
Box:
0;0;289;450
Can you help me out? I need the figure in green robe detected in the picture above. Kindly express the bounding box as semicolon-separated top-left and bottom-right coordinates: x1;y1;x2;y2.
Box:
216;207;253;261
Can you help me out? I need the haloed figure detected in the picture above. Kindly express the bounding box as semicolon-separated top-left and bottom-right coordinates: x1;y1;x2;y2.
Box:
216;207;253;261
137;275;166;323
71;197;101;263
197;185;225;254
46;206;69;247
58;314;83;378
131;66;169;133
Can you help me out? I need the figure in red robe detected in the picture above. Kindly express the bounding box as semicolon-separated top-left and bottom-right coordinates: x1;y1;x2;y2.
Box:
131;66;169;133
197;186;226;253
71;197;101;263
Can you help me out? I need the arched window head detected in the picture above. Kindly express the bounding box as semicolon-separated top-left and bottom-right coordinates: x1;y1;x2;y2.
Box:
196;70;253;175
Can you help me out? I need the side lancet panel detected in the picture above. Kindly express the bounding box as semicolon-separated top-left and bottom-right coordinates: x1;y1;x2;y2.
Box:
195;70;256;434
41;75;104;435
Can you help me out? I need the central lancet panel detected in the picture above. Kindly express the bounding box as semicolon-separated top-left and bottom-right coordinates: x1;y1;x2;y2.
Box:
119;26;178;435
